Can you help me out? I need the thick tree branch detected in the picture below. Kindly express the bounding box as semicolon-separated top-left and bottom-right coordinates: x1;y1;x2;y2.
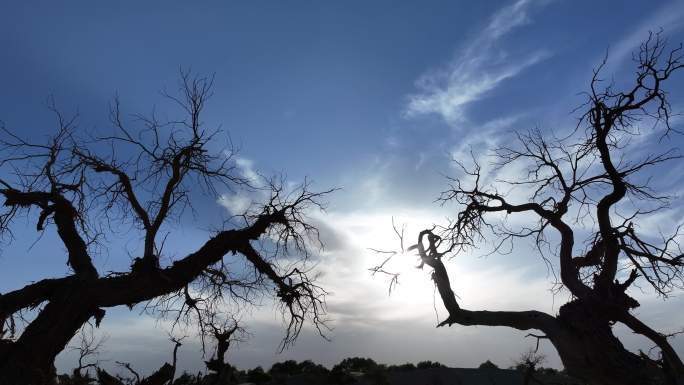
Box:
412;230;559;335
0;188;97;278
0;277;73;318
621;312;684;376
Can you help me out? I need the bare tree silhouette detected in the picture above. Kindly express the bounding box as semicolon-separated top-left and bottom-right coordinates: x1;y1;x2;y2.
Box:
203;316;247;385
0;70;331;384
374;32;684;384
513;349;546;385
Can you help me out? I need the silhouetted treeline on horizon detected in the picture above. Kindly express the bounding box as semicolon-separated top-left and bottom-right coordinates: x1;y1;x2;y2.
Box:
55;356;586;385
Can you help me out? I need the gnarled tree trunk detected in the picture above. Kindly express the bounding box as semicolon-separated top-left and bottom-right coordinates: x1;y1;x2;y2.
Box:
0;285;96;384
552;300;667;385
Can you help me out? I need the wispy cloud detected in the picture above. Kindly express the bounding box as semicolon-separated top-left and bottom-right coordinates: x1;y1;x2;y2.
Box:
405;0;551;126
235;156;261;185
217;156;266;216
485;0;536;39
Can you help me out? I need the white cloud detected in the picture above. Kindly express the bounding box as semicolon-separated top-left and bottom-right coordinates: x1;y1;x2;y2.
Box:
218;193;252;215
405;0;551;126
485;0;535;40
235;156;261;185
217;156;268;215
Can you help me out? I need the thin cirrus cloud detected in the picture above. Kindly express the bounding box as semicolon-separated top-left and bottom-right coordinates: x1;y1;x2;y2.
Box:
404;0;551;126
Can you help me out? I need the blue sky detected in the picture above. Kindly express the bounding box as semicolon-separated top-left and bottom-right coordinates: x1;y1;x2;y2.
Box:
2;0;684;375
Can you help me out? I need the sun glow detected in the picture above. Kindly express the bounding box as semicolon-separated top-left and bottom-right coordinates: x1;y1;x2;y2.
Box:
310;208;558;327
314;210;463;323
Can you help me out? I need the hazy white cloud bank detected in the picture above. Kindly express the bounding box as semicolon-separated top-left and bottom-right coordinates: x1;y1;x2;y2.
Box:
229;207;564;366
405;0;551;126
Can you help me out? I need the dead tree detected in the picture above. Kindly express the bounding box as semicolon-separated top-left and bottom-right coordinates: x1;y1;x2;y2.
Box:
0;71;331;385
514;349;546;385
169;335;184;385
104;336;184;385
100;352;174;385
71;324;107;380
375;32;684;384
203;318;246;385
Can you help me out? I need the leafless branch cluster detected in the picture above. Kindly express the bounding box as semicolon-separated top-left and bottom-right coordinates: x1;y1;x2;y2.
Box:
436;31;684;299
368;218;406;294
71;324;108;376
0;70;333;383
146;179;333;350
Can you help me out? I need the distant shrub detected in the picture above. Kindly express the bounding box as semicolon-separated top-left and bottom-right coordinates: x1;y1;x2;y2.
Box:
364;366;389;385
416;360;446;369
247;366;272;384
270;360;300;376
298;359;329;375
387;363;416;371
328;366;356;384
478;360;499;370
268;359;329;381
333;357;378;373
